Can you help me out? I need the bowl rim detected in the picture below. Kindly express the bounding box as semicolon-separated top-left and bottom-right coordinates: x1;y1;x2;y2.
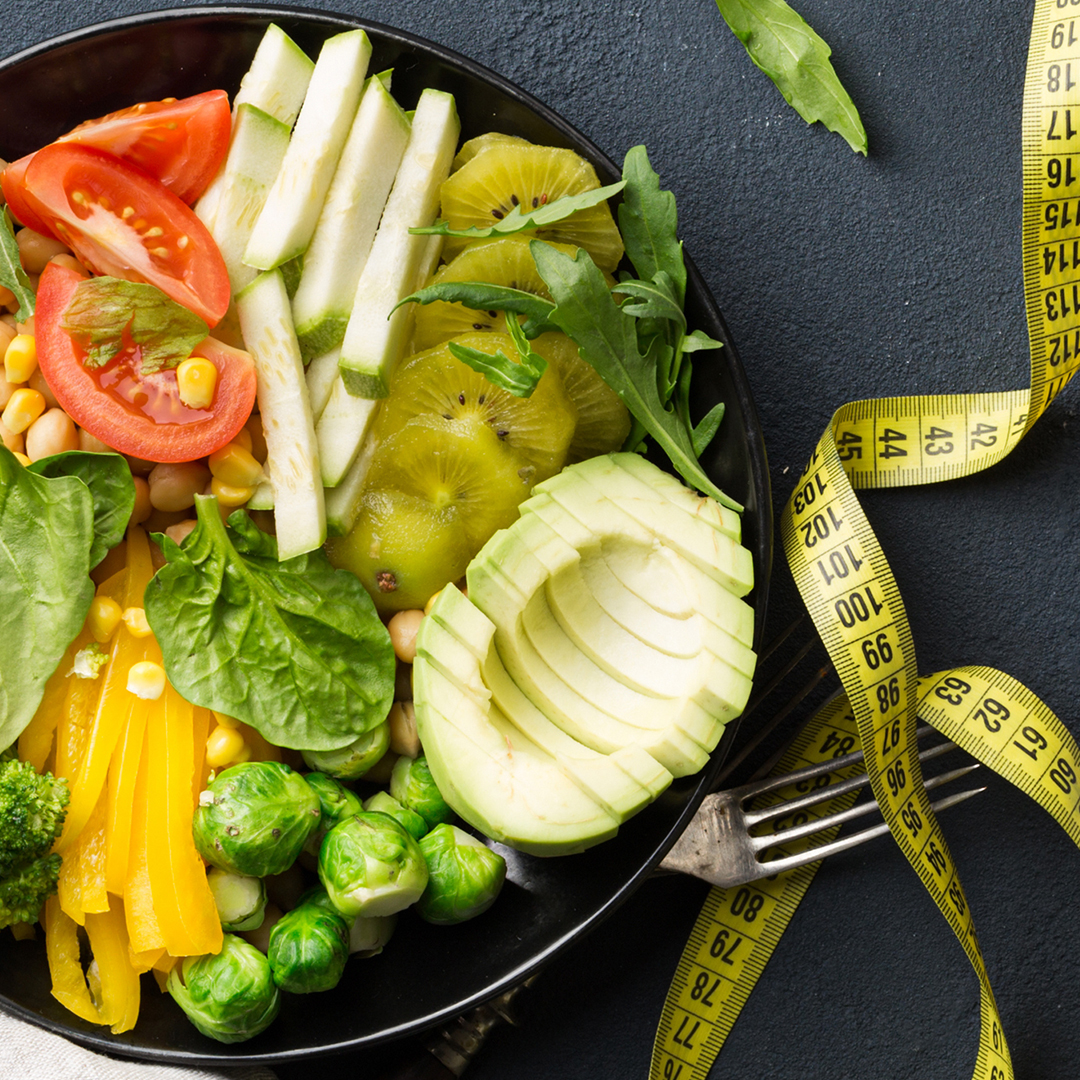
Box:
0;3;773;1064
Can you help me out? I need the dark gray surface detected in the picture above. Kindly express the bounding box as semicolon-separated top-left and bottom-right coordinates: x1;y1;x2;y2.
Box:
3;1;1078;1077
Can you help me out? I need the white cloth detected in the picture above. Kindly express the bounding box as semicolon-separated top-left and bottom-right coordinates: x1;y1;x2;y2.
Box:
0;1008;278;1080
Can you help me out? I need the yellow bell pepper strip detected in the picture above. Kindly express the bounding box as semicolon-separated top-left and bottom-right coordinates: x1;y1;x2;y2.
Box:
57;527;154;854
18;630;91;773
104;694;151;896
56;788;110;924
145;682;223;958
43;896;102;1025
84;904;140;1033
128;946;165;975
192;705;212;802
151;955;178;994
90;539;127;587
122;734;165;956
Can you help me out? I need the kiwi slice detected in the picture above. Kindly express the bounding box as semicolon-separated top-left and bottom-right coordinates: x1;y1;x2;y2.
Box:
377;331;577;483
531;332;631;463
365;414;534;550
452;131;532;172
326;489;471;616
438;142;625;272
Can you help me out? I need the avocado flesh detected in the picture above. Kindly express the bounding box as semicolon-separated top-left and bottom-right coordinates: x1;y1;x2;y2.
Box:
423;590;672;819
523;484;753;598
536;452;742;543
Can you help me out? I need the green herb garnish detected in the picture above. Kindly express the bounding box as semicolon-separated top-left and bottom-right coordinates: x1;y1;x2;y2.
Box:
715;0;867;154
410;181;625;241
395;280;559;339
59;276;209;375
0;210;35;320
447;312;549;398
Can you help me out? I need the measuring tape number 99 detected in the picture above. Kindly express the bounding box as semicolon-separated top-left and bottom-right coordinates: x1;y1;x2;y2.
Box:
651;2;1080;1078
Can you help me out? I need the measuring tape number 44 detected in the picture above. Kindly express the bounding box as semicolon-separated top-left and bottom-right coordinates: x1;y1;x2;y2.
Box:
651;3;1080;1078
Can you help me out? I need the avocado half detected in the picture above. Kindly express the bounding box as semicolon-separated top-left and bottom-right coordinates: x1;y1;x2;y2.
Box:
412;453;757;857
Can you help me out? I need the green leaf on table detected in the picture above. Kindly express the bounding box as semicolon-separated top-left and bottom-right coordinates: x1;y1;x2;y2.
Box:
395;280;559;339
144;499;396;753
0;444;95;750
714;0;868;154
0;210;35;320
60;276;209;375
28;450;135;568
682;329;725;353
618;146;686;302
409;181;626;240
531;240;742;511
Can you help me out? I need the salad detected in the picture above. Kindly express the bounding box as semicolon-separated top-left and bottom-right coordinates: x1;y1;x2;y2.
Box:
0;20;757;1046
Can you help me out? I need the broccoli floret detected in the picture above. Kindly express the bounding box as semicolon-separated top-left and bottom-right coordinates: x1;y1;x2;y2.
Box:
0;757;69;927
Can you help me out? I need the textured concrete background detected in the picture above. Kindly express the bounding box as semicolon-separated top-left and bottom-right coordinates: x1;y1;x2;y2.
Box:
2;2;1079;1078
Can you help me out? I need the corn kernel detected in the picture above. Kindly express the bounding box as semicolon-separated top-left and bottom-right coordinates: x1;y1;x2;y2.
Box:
127;661;166;700
2;387;46;434
231;743;253;765
12;451;30;466
208;442;263;488
230;427;253;454
3;334;37;384
121;606;153;638
212;710;241;729
211;477;256;507
87;595;123;643
176;356;217;409
205;725;246;768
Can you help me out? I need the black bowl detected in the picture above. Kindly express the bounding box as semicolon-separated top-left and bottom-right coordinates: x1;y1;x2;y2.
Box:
0;4;772;1066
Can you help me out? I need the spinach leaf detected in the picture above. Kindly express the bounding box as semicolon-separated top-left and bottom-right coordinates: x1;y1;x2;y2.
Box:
410;182;625;241
531;241;741;511
395;281;559;339
60;276;209;375
28;451;135;568
0;444;95;750
145;499;396;752
715;0;867;154
0;210;35;320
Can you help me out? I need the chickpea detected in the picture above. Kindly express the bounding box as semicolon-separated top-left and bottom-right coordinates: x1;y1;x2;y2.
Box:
24;408;78;461
0;286;14;310
48;253;89;278
240;904;283;955
15;313;34;336
164;519;197;545
78;427;112;453
27;369;58;410
0;370;17;409
129;476;152;525
387;608;425;664
16;228;70;275
124;454;156;477
0;322;17;365
0;416;23;453
387;701;420;758
148;460;211;512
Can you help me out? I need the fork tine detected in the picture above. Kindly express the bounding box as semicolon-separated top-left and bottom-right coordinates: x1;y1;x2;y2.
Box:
749;763;980;852
753;785;986;880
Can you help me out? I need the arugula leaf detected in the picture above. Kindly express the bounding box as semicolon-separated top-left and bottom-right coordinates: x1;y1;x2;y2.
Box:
715;0;867;154
410;181;626;240
60;276;209;375
28;451;135;568
616;272;686;328
448;314;549;399
396;280;560;339
682;329;725;353
0;444;95;750
617;146;686;303
0;210;35;320
531;240;741;511
144;499;397;753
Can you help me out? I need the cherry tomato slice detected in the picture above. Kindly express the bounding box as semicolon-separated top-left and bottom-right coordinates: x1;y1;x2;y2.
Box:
20;143;230;326
2;90;230;233
36;261;256;464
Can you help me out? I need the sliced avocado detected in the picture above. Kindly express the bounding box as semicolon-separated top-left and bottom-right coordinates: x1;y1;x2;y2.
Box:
523;483;754;598
536;452;742;543
424;584;671;820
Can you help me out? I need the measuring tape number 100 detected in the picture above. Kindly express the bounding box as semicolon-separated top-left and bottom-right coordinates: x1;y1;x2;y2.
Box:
650;3;1080;1078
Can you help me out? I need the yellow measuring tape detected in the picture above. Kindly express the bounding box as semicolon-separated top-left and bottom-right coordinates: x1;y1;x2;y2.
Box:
650;2;1080;1076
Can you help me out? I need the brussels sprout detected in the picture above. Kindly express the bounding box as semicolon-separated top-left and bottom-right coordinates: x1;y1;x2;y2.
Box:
318;811;428;918
207;868;267;932
194;761;321;878
296;883;397;957
390;754;451;830
303;772;363;857
416;824;507;925
167;934;280;1043
301;721;390;780
363;790;427;840
267;901;350;994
